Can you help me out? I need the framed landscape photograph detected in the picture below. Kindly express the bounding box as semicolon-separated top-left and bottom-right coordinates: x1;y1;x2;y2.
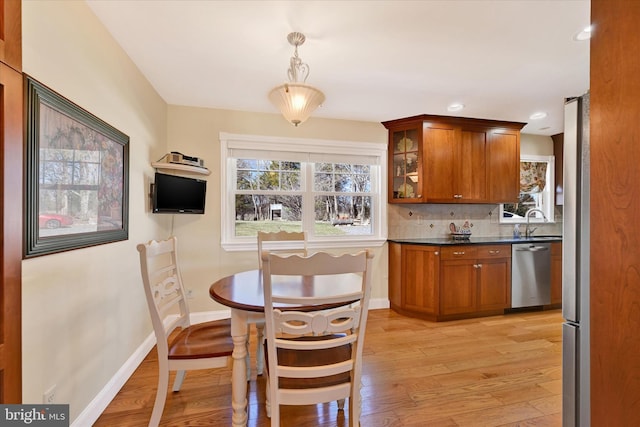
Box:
24;76;130;257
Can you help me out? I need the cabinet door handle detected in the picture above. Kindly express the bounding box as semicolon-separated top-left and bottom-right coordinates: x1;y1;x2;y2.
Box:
453;194;463;199
453;251;465;255
434;251;439;256
489;250;501;255
474;263;483;268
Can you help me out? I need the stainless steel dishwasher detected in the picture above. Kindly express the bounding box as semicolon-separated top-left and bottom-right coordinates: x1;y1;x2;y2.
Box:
511;242;551;308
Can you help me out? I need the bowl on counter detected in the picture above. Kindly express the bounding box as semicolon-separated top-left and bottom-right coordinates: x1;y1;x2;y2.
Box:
450;231;472;240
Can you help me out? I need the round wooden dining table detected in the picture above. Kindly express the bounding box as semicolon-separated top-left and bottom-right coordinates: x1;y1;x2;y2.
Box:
209;269;363;427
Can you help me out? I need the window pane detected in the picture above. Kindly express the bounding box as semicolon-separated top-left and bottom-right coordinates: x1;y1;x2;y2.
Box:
236;159;301;191
503;192;540;218
234;194;302;237
314;195;372;236
313;162;371;193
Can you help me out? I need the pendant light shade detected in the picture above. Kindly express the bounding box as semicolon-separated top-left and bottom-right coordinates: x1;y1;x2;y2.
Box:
268;83;325;127
269;32;325;127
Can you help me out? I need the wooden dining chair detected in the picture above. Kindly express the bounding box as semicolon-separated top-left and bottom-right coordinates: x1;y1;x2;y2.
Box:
261;249;374;427
257;230;308;268
137;237;233;427
249;231;308;377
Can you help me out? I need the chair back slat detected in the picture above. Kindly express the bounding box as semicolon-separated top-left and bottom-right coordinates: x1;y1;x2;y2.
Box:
272;292;363;306
275;334;356;350
264;250;365;276
274;307;361;336
279;360;354;378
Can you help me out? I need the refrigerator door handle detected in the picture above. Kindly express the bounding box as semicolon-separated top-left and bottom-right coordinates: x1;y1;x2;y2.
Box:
563;98;579;323
563;323;578;427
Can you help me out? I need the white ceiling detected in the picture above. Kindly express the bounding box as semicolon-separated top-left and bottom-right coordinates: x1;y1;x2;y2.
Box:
86;0;590;136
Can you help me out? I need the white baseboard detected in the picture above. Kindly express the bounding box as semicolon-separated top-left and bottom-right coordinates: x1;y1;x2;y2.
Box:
71;331;157;427
71;301;388;425
369;297;390;310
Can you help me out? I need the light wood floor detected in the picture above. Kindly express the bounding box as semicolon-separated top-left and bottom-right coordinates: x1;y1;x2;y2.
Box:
94;308;563;426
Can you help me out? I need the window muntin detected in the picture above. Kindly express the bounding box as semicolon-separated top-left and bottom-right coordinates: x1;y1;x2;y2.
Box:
221;133;386;250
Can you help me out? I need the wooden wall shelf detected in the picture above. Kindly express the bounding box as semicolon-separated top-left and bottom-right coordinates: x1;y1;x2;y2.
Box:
152;162;211;176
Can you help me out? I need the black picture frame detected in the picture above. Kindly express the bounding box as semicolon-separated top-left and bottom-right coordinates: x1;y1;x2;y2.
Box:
24;76;130;257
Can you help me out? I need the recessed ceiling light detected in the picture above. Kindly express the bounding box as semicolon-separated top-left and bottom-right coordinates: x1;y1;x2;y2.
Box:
574;25;592;41
447;103;465;112
529;112;547;120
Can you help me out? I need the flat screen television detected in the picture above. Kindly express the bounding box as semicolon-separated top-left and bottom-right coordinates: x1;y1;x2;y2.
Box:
152;172;207;214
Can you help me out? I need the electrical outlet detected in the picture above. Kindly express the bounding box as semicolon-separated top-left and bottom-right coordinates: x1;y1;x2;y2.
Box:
186;289;194;299
43;385;56;404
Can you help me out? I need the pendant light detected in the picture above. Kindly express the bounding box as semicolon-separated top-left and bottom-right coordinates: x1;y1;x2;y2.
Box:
268;32;325;127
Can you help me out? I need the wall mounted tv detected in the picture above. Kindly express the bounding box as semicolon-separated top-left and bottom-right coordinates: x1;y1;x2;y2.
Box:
152;172;207;214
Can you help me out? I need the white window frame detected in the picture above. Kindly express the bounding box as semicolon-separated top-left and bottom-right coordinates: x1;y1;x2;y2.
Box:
220;132;387;251
499;154;555;224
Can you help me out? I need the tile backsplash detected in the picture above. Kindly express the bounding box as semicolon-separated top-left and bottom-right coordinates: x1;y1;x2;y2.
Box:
388;203;563;239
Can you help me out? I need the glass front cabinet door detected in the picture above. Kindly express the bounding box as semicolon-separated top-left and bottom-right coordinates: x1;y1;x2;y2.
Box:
388;125;423;203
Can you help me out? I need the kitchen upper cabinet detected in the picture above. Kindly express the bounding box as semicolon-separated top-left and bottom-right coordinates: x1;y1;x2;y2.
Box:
389;125;424;203
551;133;564;206
383;115;525;204
1;0;22;71
424;124;487;202
486;129;521;202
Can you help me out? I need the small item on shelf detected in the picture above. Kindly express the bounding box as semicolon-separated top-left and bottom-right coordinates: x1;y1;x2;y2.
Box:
396;183;414;198
397;137;414;152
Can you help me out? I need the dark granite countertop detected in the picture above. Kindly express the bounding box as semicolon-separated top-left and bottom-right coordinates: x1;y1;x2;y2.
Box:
388;235;562;246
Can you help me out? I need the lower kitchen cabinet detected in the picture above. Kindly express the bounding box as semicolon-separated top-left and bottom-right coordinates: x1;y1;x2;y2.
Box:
441;245;511;318
389;243;440;318
550;242;563;305
389;242;511;321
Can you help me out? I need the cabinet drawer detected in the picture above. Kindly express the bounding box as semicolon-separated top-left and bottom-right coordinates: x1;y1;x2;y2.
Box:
441;246;477;260
476;245;510;259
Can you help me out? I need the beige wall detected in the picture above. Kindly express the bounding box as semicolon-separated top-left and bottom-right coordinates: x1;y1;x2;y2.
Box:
21;0;167;421
165;106;389;312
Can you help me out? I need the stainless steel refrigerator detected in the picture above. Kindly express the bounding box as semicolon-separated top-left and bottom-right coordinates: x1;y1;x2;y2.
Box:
562;93;590;427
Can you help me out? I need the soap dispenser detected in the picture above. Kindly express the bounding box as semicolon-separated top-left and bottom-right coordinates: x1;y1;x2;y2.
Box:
513;224;521;239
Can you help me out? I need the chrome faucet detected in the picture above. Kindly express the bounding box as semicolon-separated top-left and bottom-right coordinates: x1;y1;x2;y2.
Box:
525;208;547;237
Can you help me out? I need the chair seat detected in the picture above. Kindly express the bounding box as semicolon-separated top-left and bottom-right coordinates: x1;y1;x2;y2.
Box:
265;335;352;389
168;319;233;360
